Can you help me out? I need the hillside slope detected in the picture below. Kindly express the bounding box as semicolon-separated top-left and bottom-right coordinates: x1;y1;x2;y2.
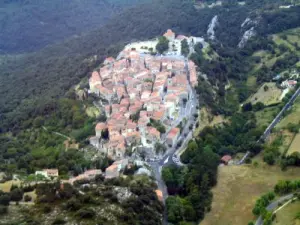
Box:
0;0;149;53
0;0;300;132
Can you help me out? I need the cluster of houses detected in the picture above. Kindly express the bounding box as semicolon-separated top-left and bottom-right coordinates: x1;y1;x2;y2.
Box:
163;29;207;56
34;159;141;183
273;69;299;89
89;46;198;160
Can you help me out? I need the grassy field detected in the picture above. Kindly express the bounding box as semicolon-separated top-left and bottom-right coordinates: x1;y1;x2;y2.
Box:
276;98;300;129
250;27;300;74
287;133;300;156
0;180;21;192
272;201;300;225
200;164;300;225
268;130;295;154
249;82;282;106
194;107;226;137
255;106;280;129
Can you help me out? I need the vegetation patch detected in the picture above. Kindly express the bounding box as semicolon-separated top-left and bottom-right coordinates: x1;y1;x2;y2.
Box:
248;82;282;106
272;201;300;225
287;133;300;156
276;98;300;129
200;164;300;225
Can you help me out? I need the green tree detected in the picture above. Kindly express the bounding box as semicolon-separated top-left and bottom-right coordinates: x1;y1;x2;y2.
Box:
156;36;169;54
181;39;189;56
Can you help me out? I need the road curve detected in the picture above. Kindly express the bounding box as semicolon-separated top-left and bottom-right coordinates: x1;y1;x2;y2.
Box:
239;87;300;164
255;194;294;225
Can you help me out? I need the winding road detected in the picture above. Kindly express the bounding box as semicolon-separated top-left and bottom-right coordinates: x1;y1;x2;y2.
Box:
255;194;294;225
238;87;300;164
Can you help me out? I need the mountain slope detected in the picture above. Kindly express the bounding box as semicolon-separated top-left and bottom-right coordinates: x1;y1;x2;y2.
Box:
0;0;149;53
0;0;300;132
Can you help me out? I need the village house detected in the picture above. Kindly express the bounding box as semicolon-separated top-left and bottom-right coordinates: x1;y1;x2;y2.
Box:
221;155;232;165
141;127;161;147
89;48;198;159
281;80;298;88
105;159;129;179
69;169;102;184
95;122;107;137
155;189;163;202
166;127;180;147
163;29;175;41
35;169;59;179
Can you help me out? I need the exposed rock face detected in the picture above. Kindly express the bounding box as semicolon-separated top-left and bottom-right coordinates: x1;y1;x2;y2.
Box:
238;27;256;48
207;15;218;40
113;186;134;203
241;17;251;28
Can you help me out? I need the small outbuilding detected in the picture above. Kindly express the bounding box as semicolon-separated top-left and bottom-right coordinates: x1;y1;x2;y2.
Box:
221;155;232;165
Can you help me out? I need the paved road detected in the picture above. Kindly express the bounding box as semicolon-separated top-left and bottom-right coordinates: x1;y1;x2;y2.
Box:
238;87;300;164
255;194;294;225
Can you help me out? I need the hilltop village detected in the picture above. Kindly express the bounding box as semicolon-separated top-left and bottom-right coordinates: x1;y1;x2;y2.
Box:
88;29;199;161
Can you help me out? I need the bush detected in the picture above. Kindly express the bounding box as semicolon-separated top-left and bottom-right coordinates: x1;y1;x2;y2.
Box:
0;205;8;215
10;188;24;202
23;185;36;193
65;198;82;211
52;217;66;225
43;205;52;213
76;208;95;219
0;194;10;206
24;195;32;202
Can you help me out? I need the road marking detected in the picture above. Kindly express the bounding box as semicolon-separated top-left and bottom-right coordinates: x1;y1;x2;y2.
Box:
164;157;169;164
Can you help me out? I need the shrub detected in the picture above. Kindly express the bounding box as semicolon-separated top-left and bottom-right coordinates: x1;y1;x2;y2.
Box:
10;188;24;202
0;194;10;206
76;208;95;219
24;195;32;202
65;198;82;211
0;205;8;215
52;217;66;224
43;205;52;213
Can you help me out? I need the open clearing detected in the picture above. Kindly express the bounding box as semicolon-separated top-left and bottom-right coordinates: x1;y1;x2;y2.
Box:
200;164;300;225
249;82;282;106
255;106;280;129
276;97;300;129
194;107;226;136
272;201;300;225
268;130;295;154
287;133;300;156
123;40;158;54
0;180;21;192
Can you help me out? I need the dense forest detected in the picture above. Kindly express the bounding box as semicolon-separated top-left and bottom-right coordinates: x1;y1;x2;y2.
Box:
0;0;150;53
1;0;300;133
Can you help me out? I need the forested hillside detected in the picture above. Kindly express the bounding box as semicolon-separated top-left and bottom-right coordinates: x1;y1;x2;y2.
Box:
1;0;300;133
0;0;149;53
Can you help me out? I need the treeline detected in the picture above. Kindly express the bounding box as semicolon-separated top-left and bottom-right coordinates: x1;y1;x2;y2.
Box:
250;179;300;225
0;97;100;175
163;141;219;224
162;110;268;224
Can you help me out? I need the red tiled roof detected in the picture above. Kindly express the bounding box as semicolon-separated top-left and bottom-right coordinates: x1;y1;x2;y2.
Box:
167;127;180;139
221;155;232;163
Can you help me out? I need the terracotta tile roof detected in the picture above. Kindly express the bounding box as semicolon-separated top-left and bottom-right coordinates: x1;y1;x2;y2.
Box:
167;127;180;139
155;189;163;201
152;110;165;121
96;122;107;131
221;155;232;163
90;71;101;84
163;29;175;38
176;35;188;40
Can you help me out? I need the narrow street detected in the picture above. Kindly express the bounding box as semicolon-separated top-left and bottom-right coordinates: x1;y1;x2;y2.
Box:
147;56;199;206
